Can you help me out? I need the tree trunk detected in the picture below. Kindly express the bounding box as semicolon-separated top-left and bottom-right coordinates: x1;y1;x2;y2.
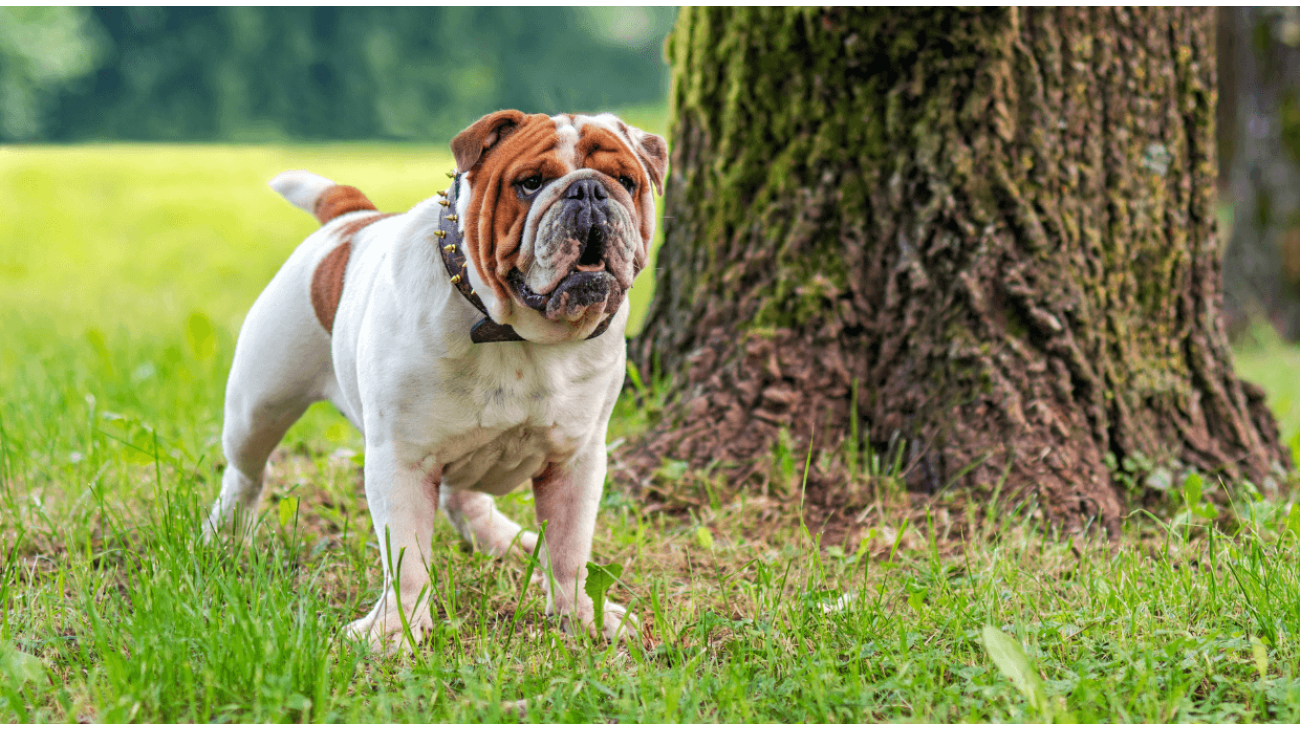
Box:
628;7;1288;537
1221;7;1300;338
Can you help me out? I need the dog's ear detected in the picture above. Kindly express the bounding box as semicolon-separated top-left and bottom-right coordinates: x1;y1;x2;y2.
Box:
629;127;667;197
451;110;528;172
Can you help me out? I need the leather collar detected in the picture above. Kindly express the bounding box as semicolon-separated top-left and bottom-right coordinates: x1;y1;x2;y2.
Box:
435;172;614;344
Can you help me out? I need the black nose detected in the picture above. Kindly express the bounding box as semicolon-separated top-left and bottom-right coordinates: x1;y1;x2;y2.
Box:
565;179;608;202
563;178;611;237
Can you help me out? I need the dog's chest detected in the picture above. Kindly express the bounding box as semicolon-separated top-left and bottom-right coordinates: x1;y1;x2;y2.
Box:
414;345;619;494
439;422;571;495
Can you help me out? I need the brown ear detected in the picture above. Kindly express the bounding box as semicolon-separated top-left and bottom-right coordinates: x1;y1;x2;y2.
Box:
631;128;668;196
451;110;527;172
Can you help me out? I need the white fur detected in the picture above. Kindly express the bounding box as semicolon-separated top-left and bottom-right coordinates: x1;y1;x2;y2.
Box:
268;170;336;216
206;167;639;648
550;113;581;166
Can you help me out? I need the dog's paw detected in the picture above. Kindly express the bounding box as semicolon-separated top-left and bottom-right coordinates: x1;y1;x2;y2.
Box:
556;600;636;643
516;529;539;555
345;603;434;652
200;503;262;547
199;518;256;547
599;600;637;643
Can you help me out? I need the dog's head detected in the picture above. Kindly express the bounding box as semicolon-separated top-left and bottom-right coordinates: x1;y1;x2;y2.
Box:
450;110;667;344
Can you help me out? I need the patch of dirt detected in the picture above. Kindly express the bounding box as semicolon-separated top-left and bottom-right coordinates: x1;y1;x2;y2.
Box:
615;326;984;548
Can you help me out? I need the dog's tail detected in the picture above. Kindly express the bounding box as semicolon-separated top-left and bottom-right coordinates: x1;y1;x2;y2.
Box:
269;170;378;225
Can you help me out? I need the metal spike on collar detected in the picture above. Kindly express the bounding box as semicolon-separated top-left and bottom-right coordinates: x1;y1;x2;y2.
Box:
446;214;458;222
444;244;456;252
446;170;456;178
450;274;462;284
439;199;449;207
434;230;446;239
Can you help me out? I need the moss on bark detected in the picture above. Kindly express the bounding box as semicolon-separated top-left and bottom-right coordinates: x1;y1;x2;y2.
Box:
630;8;1288;537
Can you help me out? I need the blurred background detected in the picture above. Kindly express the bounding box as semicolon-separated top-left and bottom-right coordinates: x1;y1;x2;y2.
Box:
0;7;675;143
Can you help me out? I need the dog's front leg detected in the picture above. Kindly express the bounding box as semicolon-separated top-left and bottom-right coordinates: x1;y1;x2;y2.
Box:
346;444;441;650
532;440;632;641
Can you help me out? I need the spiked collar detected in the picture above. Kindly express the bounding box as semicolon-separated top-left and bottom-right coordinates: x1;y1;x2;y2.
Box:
435;170;614;344
436;172;525;342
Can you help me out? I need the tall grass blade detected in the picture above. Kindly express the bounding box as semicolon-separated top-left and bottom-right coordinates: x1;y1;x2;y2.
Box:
981;625;1051;720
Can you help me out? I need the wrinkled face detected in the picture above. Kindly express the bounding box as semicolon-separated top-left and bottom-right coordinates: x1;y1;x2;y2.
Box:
451;111;667;343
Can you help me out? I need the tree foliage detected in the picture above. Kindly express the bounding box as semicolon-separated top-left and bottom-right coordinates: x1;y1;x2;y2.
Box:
3;7;674;143
0;7;106;139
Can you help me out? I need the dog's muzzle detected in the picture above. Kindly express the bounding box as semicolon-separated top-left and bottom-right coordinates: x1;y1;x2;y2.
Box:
512;177;627;320
563;178;612;270
508;268;622;320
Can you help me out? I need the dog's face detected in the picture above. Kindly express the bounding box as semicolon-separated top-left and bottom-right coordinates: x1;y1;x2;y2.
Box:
451;111;667;343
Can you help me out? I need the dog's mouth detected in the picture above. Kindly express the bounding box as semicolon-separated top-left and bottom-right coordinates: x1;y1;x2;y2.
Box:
507;266;623;323
576;225;606;269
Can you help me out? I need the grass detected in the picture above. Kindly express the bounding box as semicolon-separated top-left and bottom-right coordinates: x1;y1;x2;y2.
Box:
4;142;1300;721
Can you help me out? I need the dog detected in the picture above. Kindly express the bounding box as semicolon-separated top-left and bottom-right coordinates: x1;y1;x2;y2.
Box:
204;110;667;646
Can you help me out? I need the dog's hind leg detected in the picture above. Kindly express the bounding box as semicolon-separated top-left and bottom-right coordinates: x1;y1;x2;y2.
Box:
206;394;312;538
205;249;336;538
441;489;538;558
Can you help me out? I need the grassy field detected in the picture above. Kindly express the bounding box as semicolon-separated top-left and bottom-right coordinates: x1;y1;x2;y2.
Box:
3;144;1300;721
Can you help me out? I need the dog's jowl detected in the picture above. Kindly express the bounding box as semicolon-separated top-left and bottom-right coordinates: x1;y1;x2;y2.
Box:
205;111;666;647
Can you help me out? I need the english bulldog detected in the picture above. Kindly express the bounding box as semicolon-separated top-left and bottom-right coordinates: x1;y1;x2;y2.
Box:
204;110;666;646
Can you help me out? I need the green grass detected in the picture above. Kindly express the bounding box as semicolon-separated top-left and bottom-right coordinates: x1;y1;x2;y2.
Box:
4;144;1300;721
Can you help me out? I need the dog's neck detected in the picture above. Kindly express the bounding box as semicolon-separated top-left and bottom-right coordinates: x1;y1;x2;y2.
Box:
435;171;614;345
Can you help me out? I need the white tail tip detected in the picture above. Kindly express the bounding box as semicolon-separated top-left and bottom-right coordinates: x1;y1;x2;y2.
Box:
268;170;336;216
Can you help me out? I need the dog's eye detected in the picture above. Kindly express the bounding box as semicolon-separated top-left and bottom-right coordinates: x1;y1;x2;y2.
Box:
516;174;544;195
618;175;636;194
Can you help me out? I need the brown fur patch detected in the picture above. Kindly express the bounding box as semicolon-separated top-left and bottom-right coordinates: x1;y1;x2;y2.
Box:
310;213;394;334
336;212;395;241
451;110;528;172
311;242;352;334
314;185;377;224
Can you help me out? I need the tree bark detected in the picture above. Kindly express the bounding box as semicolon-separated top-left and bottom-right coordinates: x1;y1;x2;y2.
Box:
628;7;1288;537
1221;7;1300;338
